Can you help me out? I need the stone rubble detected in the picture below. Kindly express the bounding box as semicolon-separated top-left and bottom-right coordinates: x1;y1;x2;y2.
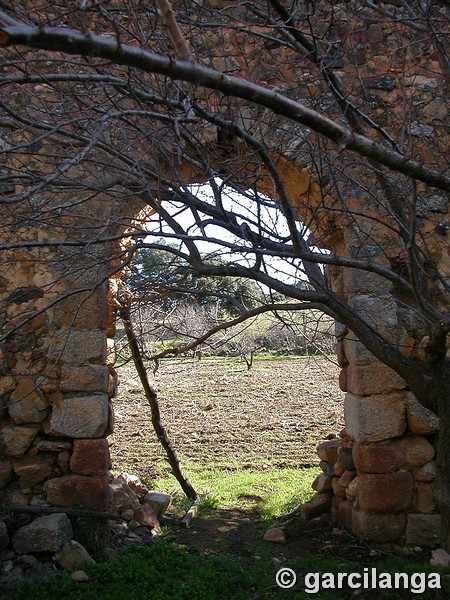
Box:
263;527;286;543
0;472;172;584
430;548;450;568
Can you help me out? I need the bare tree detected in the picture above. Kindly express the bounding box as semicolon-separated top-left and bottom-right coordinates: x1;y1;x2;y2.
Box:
0;1;449;547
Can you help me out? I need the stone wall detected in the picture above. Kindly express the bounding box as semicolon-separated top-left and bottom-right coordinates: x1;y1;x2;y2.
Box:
0;239;117;556
0;0;448;560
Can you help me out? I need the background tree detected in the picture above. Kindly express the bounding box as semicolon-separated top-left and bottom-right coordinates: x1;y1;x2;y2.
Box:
0;0;448;548
128;241;266;315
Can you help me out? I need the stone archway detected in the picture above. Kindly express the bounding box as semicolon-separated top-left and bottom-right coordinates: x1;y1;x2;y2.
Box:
0;146;441;558
0;0;447;562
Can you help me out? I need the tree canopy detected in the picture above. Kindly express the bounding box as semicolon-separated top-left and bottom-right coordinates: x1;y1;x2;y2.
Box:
0;0;449;548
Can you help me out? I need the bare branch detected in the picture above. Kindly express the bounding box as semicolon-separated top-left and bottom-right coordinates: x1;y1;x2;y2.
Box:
0;20;448;190
156;0;192;62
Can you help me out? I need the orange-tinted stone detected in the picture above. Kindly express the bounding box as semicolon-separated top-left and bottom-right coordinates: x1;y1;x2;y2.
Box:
353;443;406;474
44;475;111;511
70;439;111;476
357;471;414;513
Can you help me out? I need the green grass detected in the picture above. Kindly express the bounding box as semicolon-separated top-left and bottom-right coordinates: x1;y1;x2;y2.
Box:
2;464;448;600
0;542;255;600
2;540;448;600
153;466;320;522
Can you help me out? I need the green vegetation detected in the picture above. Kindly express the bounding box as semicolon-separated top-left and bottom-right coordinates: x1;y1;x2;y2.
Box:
154;466;320;522
4;461;447;599
2;540;448;600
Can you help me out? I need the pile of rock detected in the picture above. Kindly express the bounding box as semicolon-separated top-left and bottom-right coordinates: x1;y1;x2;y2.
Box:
109;473;172;547
1;512;95;584
0;472;172;584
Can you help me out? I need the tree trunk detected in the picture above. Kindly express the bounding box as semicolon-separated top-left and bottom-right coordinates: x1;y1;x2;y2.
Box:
119;302;198;501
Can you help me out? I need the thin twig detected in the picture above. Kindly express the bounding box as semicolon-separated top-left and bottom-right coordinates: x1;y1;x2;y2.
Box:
119;299;198;501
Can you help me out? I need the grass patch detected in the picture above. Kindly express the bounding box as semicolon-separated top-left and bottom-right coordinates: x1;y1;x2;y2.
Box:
2;540;448;600
0;542;257;600
153;466;320;521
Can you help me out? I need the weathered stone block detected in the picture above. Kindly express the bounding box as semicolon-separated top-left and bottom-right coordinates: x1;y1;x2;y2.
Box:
12;513;73;553
353;442;406;474
103;400;115;437
395;435;435;467
338;367;347;392
336;341;348;368
316;439;342;463
337;500;354;532
346;363;406;396
142;491;172;517
319;460;335;477
344;392;407;443
357;472;414;513
336;470;356;497
299;493;332;521
0;459;12;488
337;446;354;471
263;527;286;543
62;290;109;330
430;548;450;567
61;366;110;393
44;475;111;511
346;476;359;501
70;439;111;476
48;330;106;365
347;296;397;340
343;336;375;366
415;460;436;482
133;505;159;529
110;477;140;510
48;395;109;438
343;268;391;296
54;540;95;571
334;461;345;477
353;510;405;542
312;473;333;493
9;376;49;424
58;450;71;474
0;423;39;456
414;482;436;513
405;514;441;547
13;453;56;487
108;371;118;398
406;395;439;435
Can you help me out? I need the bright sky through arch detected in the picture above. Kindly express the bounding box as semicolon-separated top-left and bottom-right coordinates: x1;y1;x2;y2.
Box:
144;180;326;286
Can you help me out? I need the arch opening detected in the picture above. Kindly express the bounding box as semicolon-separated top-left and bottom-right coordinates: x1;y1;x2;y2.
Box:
0;0;447;560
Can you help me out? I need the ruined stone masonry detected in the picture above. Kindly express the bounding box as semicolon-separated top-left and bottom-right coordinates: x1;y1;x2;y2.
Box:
0;0;448;561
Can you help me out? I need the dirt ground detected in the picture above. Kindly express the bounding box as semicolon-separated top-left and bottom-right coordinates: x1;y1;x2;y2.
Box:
108;357;435;569
109;355;344;481
108;356;353;559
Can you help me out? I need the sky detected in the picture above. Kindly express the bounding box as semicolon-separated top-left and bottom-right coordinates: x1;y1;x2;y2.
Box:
144;180;316;286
